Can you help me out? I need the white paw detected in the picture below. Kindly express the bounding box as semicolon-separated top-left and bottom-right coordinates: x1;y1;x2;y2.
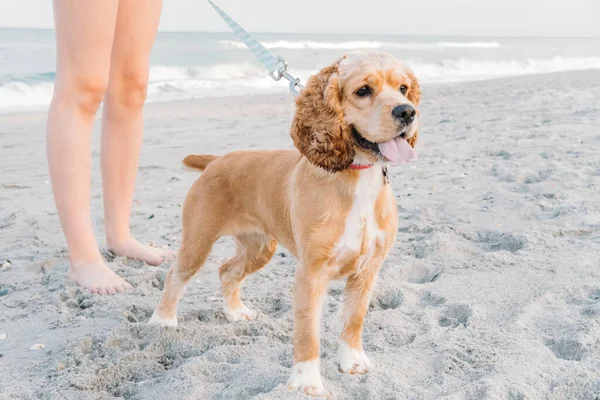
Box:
224;305;257;322
287;360;330;399
338;341;372;374
148;310;178;327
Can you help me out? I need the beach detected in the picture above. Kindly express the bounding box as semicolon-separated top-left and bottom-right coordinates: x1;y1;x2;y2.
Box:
1;70;599;399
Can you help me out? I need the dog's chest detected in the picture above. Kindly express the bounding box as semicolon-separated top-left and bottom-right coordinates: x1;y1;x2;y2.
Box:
333;169;387;273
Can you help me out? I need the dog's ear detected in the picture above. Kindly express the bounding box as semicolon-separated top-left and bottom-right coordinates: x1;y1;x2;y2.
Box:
406;71;421;149
291;60;354;172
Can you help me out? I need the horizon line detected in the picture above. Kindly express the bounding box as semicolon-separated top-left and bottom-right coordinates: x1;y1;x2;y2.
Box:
0;27;598;40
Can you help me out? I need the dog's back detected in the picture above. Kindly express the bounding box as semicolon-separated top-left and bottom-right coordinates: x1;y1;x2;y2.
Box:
181;149;302;252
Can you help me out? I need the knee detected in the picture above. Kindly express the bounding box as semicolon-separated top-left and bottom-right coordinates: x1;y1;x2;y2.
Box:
54;75;108;114
107;68;149;110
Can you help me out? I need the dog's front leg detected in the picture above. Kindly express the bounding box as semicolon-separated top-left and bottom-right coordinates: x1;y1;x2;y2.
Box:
338;258;383;374
287;264;330;398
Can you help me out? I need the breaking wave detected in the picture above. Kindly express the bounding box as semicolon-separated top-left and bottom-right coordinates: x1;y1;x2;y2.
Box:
219;40;502;50
2;57;600;111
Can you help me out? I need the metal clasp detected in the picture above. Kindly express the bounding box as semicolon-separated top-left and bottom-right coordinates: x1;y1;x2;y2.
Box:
268;56;287;81
268;56;304;97
284;72;304;97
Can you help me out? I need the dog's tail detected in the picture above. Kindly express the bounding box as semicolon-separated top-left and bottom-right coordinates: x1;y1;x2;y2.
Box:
183;155;219;171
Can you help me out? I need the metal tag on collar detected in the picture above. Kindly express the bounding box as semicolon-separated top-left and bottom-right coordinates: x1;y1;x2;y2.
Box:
207;0;304;97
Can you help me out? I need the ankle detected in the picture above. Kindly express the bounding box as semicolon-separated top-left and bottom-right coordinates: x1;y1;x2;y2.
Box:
106;233;134;250
69;252;104;269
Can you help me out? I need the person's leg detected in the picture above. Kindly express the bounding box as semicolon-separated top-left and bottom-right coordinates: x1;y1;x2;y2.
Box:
101;0;171;265
47;0;131;294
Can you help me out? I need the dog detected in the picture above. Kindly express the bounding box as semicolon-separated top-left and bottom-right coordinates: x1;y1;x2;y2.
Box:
149;50;421;397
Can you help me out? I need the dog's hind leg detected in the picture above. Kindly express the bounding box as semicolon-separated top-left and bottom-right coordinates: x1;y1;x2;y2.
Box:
148;236;218;327
219;232;277;322
149;207;222;327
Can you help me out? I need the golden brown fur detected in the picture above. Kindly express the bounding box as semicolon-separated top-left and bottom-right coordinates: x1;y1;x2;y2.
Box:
406;71;421;148
182;154;218;170
150;50;421;397
291;59;355;172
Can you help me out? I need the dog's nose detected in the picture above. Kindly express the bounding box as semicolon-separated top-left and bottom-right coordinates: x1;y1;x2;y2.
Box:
392;104;416;124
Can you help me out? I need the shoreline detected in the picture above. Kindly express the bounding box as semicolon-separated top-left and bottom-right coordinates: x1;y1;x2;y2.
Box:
2;69;600;116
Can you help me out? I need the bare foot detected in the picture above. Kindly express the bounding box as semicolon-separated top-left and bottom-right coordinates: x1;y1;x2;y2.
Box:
108;237;174;266
68;260;132;295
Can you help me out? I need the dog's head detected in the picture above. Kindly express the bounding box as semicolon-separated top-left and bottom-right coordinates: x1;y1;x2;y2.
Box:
291;51;421;172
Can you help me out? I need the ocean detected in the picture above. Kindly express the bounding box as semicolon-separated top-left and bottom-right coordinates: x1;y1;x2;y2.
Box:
0;28;599;112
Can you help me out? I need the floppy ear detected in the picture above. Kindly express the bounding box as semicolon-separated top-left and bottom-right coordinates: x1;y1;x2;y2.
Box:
290;61;354;172
406;71;421;149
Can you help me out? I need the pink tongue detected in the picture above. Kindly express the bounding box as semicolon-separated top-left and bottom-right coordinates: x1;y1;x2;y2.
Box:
378;137;417;164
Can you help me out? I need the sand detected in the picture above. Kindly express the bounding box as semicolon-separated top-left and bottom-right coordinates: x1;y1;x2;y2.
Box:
1;71;599;400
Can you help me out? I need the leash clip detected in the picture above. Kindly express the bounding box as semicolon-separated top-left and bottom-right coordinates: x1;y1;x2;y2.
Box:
268;56;304;97
283;71;304;97
268;56;287;81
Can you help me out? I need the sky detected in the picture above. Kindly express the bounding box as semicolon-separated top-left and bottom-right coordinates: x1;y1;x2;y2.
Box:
0;0;599;38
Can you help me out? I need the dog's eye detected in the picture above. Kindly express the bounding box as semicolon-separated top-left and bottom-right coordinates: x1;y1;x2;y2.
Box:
400;85;408;95
355;86;372;97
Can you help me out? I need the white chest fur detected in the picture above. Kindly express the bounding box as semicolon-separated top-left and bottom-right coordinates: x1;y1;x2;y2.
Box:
334;167;387;271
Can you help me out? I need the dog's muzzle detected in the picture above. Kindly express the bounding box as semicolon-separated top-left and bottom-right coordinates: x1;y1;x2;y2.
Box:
351;125;412;157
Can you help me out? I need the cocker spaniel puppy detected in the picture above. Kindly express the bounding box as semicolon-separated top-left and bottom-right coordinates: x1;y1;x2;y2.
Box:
150;50;421;398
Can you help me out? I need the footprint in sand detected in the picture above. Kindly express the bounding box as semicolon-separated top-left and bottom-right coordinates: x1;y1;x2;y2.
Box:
123;304;153;323
545;339;585;361
536;205;576;220
438;303;473;328
60;289;93;311
371;289;404;310
464;230;526;253
487;149;512;160
420;291;447;307
400;262;445;284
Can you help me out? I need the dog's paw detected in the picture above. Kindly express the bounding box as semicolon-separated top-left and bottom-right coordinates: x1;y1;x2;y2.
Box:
224;305;257;322
148;310;178;327
288;360;330;399
338;342;372;374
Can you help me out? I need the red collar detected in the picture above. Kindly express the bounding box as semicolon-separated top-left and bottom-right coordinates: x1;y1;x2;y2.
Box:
349;163;374;170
